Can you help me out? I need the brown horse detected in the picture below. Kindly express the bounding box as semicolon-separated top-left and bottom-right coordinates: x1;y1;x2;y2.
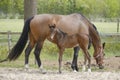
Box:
0;13;105;73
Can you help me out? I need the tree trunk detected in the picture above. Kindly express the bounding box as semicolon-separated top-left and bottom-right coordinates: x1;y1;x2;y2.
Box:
24;0;37;21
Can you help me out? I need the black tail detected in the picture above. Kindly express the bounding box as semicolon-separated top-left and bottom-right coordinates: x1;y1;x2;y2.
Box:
0;17;34;62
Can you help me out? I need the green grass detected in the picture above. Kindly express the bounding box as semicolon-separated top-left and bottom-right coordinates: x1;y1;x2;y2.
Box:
0;19;24;32
93;22;119;33
0;19;120;69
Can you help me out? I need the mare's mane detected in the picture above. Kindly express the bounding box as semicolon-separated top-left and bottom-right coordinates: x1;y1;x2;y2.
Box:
77;13;101;45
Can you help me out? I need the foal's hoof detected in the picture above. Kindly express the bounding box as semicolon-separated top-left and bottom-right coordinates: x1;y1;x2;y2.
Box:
59;71;62;74
99;65;104;69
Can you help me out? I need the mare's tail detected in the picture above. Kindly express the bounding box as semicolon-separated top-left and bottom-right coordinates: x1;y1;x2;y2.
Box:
0;17;34;62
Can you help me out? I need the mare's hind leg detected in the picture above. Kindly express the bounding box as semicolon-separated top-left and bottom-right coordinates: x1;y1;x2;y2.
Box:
25;32;35;70
25;43;32;69
71;46;80;72
34;41;46;73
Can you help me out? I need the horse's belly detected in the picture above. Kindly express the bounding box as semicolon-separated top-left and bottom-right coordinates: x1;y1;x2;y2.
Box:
65;44;79;48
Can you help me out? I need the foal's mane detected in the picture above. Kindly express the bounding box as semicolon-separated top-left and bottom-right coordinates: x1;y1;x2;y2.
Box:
56;29;67;40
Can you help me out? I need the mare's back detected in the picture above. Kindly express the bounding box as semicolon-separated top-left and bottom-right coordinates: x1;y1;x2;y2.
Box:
56;13;89;35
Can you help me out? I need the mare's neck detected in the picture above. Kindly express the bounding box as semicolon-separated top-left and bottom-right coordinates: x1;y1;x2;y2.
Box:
92;37;101;56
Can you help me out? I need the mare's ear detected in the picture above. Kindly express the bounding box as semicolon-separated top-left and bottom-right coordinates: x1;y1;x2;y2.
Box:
102;42;105;49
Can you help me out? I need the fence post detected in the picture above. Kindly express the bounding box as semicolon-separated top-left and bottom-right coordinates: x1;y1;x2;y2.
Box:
8;31;12;54
117;19;119;33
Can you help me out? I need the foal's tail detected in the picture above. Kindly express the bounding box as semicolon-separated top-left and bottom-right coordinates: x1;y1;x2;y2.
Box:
0;17;34;62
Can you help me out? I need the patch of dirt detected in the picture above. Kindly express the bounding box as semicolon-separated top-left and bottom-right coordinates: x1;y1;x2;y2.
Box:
0;57;120;80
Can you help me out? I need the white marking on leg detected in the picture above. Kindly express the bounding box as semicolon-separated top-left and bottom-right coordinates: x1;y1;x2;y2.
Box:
39;65;46;74
88;68;91;72
39;65;43;72
24;64;29;71
25;64;29;69
82;65;86;72
73;70;77;72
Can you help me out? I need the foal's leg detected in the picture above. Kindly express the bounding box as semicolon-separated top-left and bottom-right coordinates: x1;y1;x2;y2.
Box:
58;48;64;73
25;42;34;70
71;46;80;72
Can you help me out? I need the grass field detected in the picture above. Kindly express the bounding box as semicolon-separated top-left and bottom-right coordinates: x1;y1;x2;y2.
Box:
93;22;119;33
0;19;24;32
0;19;120;68
0;19;119;33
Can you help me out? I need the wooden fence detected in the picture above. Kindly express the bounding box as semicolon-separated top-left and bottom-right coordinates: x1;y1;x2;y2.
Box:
0;31;120;53
0;31;21;53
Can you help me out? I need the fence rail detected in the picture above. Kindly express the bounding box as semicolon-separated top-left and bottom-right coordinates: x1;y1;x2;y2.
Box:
0;31;21;35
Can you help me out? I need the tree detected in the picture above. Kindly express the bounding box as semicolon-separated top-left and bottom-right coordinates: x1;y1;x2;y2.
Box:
24;0;37;21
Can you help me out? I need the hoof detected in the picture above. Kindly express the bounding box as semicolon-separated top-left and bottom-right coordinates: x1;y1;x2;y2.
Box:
71;66;78;71
88;69;91;72
24;67;29;71
82;65;86;72
73;70;77;72
59;71;62;74
40;68;47;74
24;64;29;71
99;65;104;69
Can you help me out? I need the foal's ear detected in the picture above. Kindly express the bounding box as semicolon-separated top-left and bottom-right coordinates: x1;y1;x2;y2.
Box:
53;24;56;28
102;42;105;49
48;24;56;29
48;24;51;27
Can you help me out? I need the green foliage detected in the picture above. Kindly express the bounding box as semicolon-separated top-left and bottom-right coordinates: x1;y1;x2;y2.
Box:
0;0;120;18
0;0;23;18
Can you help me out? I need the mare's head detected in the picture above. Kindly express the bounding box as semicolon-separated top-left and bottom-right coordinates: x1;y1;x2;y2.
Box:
94;42;105;69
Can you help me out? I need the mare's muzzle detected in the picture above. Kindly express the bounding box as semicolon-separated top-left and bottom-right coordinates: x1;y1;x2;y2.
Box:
98;64;104;69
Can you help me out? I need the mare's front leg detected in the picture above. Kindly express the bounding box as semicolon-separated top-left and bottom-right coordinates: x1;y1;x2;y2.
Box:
71;46;80;72
34;41;46;73
58;47;64;73
78;35;91;72
81;48;91;72
25;42;34;70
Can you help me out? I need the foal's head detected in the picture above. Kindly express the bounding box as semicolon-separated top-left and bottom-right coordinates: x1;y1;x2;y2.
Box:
48;24;57;39
94;42;105;69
